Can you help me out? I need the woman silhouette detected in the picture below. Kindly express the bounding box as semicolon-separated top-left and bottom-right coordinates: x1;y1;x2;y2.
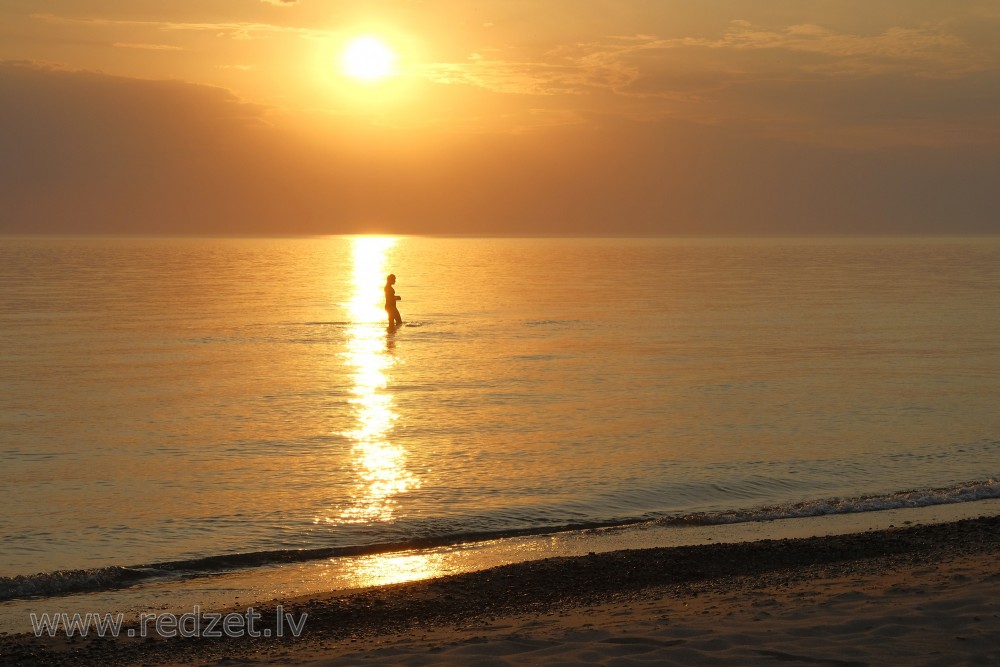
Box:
384;274;402;329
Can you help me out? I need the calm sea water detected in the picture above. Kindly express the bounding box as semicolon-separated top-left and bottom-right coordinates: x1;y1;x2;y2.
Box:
1;236;999;595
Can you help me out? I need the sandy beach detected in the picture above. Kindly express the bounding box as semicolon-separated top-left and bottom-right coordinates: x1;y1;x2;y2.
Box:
302;553;1000;667
2;516;998;666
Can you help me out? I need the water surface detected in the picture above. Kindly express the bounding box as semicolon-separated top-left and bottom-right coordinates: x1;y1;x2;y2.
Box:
2;236;998;591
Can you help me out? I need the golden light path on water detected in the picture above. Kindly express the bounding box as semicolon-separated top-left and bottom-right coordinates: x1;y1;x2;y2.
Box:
335;237;420;532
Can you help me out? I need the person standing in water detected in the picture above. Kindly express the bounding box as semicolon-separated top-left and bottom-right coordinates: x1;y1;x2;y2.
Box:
384;273;402;329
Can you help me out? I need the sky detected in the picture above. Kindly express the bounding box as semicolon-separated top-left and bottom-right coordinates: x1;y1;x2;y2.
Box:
1;0;998;236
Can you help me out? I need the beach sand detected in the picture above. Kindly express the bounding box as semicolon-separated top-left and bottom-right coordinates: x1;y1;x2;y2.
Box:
3;517;999;666
295;551;999;667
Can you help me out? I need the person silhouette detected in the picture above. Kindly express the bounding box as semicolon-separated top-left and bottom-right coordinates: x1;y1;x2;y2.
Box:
384;274;402;329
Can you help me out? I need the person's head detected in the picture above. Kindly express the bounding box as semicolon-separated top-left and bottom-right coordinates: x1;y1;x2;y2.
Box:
386;274;396;285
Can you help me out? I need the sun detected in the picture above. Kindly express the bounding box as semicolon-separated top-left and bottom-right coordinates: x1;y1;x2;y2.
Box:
340;36;398;83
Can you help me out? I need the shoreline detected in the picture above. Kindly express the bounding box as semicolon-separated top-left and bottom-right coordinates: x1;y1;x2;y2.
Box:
4;497;995;635
2;515;999;666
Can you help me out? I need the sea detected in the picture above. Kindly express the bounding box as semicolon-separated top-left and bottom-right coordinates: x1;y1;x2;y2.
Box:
1;236;999;629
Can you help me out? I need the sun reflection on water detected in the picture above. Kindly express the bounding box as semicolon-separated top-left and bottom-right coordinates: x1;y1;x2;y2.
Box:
334;237;419;525
347;551;446;587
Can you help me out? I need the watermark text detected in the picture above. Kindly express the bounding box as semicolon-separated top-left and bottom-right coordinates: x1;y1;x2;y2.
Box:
30;605;307;639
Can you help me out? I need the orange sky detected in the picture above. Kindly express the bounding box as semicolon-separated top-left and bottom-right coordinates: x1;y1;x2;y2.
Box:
1;0;998;235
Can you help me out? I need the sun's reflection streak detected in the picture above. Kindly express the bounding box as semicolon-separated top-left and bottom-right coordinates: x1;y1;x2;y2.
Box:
327;237;419;526
347;552;445;587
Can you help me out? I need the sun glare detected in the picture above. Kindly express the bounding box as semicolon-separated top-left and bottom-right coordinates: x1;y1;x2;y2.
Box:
341;36;398;83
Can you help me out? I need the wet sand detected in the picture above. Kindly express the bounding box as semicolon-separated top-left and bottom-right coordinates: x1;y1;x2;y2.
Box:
3;516;999;666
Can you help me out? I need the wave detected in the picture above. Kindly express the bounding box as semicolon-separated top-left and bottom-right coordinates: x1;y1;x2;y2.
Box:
659;479;1000;526
2;479;997;602
0;566;153;603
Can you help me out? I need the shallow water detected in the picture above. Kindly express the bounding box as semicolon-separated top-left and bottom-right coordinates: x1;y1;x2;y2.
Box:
1;236;999;593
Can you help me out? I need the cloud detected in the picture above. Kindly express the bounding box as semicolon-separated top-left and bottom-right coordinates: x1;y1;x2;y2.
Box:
30;12;323;41
1;60;997;237
415;17;999;148
261;0;298;5
565;20;988;94
417;58;622;96
426;20;997;94
712;21;985;77
112;42;183;51
419;19;986;99
0;61;308;233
